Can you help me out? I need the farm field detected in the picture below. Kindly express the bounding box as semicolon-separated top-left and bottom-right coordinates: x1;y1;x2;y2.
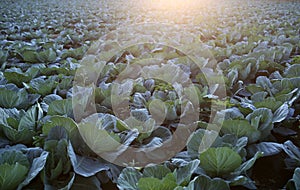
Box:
1;0;300;189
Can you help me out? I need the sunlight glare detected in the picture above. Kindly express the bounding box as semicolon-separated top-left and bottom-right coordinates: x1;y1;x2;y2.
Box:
144;0;207;11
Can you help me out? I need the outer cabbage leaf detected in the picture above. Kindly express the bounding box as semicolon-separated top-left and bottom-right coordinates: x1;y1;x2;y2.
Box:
185;175;230;190
26;76;58;96
142;164;171;179
137;174;177;190
0;150;30;190
0;87;33;109
0;163;28;190
273;103;289;123
199;147;242;177
187;129;222;158
246;108;273;139
285;64;300;78
77;113;138;158
4;67;39;87
1;104;43;144
117;167;142;190
221;119;261;143
42;116;77;138
17;150;49;189
67;142;109;177
247;142;283;157
173;159;200;185
286;167;300;190
47;98;73;118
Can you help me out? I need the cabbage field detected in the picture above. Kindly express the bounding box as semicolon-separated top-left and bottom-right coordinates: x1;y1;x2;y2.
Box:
1;0;300;189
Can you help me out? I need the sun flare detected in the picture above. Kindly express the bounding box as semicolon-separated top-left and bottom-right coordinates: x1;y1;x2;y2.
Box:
143;0;206;11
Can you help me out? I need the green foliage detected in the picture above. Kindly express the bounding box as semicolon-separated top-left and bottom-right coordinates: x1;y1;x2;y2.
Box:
0;0;300;189
199;147;242;177
0;146;48;190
